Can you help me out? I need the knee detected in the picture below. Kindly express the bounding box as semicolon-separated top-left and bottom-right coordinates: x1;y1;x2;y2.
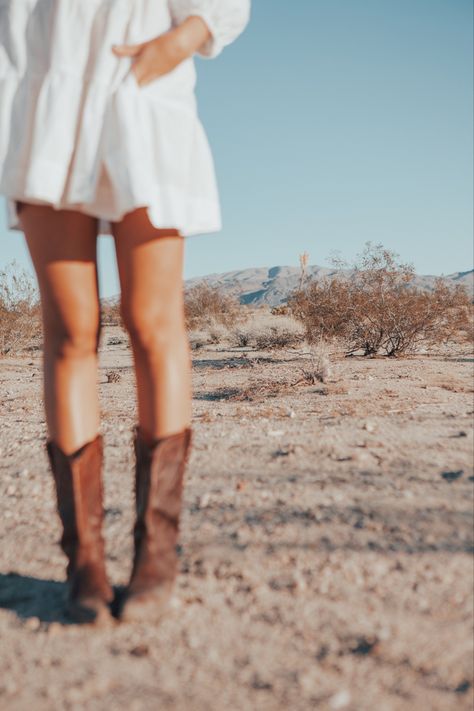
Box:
121;304;185;353
45;314;102;359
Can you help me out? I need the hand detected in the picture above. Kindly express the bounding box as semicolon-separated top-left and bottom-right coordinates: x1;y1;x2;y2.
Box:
112;16;212;87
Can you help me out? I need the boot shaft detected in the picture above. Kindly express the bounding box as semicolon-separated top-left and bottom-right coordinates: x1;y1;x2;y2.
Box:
130;426;193;593
45;433;112;603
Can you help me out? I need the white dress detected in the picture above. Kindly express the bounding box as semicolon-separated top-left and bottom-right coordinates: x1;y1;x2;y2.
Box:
0;0;250;236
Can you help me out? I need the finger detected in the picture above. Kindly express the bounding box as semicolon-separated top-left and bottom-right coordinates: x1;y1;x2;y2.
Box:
111;43;144;57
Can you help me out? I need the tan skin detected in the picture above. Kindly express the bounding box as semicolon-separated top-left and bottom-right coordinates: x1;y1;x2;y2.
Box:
19;17;212;455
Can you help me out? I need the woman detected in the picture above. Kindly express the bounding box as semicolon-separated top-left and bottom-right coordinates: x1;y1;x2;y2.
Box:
0;0;250;625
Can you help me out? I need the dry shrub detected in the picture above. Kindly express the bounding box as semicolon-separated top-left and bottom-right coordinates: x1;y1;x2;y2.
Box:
299;340;332;383
270;304;291;316
0;260;42;355
188;330;211;350
105;369;121;383
188;323;231;350
102;300;122;326
254;322;304;350
289;243;472;357
230;311;305;350
184;282;241;331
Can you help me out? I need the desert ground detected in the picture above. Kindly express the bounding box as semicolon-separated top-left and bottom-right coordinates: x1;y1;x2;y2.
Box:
0;324;473;711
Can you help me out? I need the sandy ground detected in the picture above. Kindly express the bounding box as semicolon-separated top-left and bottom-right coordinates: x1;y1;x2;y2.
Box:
0;325;473;711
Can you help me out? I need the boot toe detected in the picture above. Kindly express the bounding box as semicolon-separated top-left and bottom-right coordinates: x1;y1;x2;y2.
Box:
118;584;174;623
67;596;115;626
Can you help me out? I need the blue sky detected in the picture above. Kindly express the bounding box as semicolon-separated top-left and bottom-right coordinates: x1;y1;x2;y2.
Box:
1;0;472;298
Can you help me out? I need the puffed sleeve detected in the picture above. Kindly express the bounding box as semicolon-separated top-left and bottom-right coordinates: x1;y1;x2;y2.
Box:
169;0;251;58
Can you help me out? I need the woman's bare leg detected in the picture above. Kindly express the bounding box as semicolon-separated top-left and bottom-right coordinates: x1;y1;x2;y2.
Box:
111;208;192;442
19;203;101;454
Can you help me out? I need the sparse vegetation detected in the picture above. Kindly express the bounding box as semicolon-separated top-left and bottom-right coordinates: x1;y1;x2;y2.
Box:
184;282;242;331
105;369;121;383
102;300;122;327
230;312;305;350
1;249;471;360
0;260;42;356
298;340;332;384
289;243;472;356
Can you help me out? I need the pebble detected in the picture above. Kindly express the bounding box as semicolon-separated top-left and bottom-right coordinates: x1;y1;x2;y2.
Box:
24;616;41;632
47;622;63;637
197;493;211;509
129;644;149;658
330;689;351;709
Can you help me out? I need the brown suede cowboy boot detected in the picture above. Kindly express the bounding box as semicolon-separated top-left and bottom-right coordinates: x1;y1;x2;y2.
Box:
45;433;114;624
117;425;193;622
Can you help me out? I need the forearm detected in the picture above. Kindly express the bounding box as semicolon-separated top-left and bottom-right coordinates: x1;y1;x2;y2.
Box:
170;15;212;61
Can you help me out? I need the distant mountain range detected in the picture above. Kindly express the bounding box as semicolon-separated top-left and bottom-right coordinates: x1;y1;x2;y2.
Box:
103;265;473;308
184;265;474;307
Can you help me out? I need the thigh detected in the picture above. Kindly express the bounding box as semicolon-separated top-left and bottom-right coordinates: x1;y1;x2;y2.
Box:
111;208;184;321
19;203;101;336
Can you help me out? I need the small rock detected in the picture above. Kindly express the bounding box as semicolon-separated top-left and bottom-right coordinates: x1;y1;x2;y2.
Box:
363;421;376;433
251;674;273;691
197;493;211;508
268;575;298;590
272;445;296;458
350;636;378;655
129;644;149;658
330;689;351;709
24;616;41;631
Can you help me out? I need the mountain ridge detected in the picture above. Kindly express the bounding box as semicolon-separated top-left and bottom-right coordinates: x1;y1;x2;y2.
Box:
103;265;474;307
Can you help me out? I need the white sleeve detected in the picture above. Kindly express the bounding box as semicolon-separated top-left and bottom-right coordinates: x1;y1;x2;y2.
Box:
169;0;251;58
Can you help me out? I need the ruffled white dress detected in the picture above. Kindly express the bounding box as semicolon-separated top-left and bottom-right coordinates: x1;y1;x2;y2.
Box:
0;0;250;236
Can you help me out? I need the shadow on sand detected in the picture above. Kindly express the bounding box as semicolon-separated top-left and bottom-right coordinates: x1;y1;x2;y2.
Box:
0;573;71;625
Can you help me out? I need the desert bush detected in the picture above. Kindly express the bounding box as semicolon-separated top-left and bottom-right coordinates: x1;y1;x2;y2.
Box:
230;312;305;350
270;304;291;316
184;282;241;331
102;300;122;326
107;335;128;346
299;340;333;383
188;329;212;350
105;369;121;383
0;260;42;355
289;242;472;356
